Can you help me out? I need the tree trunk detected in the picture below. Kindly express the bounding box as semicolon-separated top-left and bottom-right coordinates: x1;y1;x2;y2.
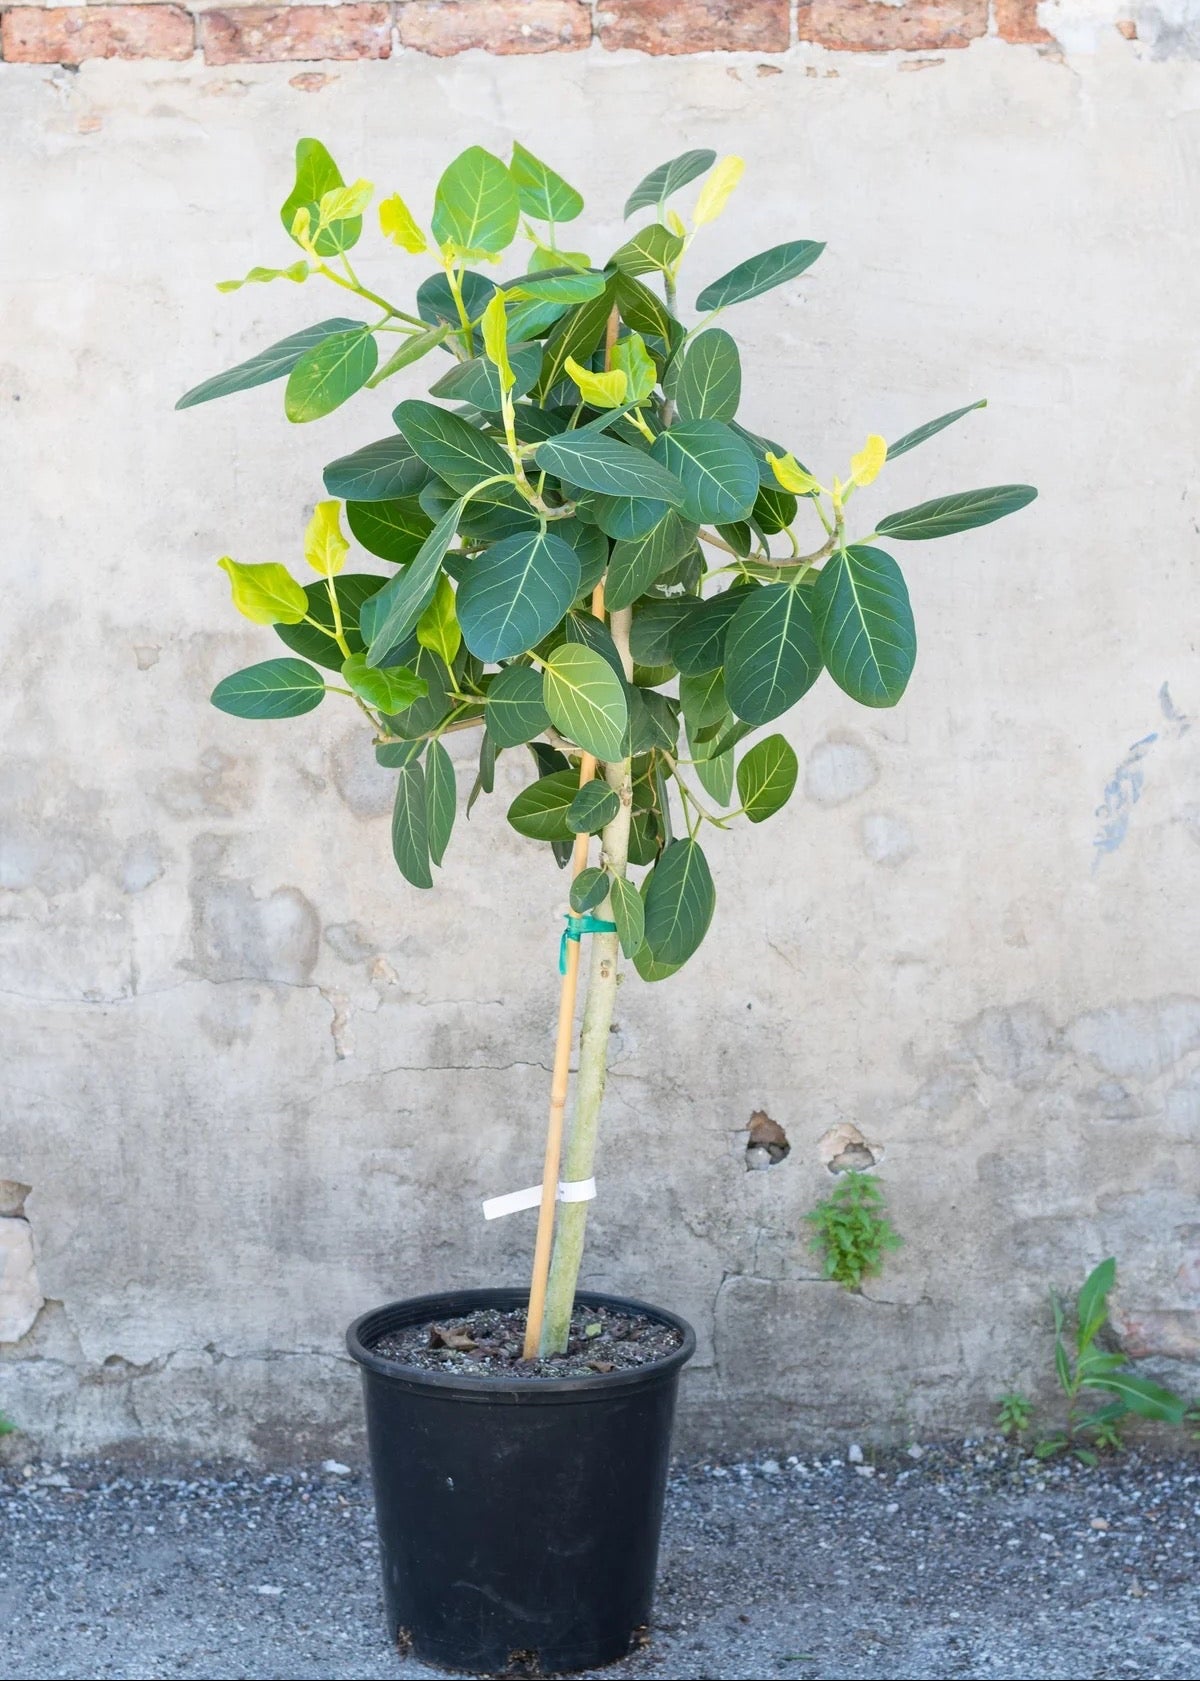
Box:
539;606;634;1354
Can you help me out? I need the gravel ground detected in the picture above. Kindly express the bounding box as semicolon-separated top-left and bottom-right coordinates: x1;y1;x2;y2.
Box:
2;1444;1199;1680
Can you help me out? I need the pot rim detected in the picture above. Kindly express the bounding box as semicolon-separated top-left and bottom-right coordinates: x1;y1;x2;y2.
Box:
346;1286;696;1400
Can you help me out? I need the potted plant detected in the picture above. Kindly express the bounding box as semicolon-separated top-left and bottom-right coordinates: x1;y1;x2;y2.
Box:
178;139;1035;1674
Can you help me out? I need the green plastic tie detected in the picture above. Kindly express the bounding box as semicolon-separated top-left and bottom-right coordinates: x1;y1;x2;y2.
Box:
559;913;617;975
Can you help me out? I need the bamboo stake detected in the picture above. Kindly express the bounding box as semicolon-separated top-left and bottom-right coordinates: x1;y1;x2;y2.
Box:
522;305;622;1360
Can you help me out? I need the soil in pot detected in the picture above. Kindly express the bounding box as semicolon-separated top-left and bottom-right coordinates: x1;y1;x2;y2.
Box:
370;1302;683;1380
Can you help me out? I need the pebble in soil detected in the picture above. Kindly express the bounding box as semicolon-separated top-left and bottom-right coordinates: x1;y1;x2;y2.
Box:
370;1304;683;1379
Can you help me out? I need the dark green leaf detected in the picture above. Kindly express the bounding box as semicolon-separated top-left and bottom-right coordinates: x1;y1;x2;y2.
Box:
693;738;735;806
667;329;741;422
393;398;512;494
425;738;456;867
630;597;698;665
1076;1258;1117;1350
625;148;716;218
1087;1372;1186;1424
507;769;579;841
592;494;670;543
627;810;662;868
877;485;1038;541
612;271;684;352
679;667;727;733
431;145;520;255
274;574;384;670
561;518;609;596
535;431;685;504
736;734;798;823
651;420;758;524
562;610;624;679
696;240;825;313
543;642;629;761
752;482;797;535
717;521;753;556
730;419;796;487
607;511;698;611
392;762;432;888
509;141;584;223
427;343;544;411
628;689;678;754
284;329;377;423
176;318;363;410
281;138;361;256
571;866;610;913
458;529;580;661
485;663;551;747
724;583;822;724
643;839;715;965
367;324;452;388
568;780;620;834
609;873;645;959
324;435;428;502
346;497;433;565
416;269;496;334
211;658;325;720
610;223;685;278
814;544;916;708
887;399;987;461
670;587;744;674
375;739;424;769
505;297;569;341
380;646;455;739
365;500;462;666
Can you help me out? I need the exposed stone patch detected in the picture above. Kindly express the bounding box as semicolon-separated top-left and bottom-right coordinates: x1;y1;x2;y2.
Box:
0;1182;31;1218
805;734;879;807
188;857;320;986
860;812;913;866
962;1003;1060;1088
116;834;164;895
0;1217;44;1343
1067;997;1200;1081
818;1122;881;1173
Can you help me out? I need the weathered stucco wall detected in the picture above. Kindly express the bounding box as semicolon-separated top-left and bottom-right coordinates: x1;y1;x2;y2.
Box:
3;11;1200;1460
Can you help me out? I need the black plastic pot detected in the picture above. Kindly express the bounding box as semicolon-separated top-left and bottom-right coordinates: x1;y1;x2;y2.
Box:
346;1287;695;1676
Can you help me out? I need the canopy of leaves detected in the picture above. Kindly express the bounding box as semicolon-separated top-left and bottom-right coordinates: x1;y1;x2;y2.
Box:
184;138;1037;979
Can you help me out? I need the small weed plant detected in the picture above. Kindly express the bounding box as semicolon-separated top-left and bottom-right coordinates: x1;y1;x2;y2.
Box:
995;1391;1034;1440
993;1259;1190;1465
805;1171;902;1291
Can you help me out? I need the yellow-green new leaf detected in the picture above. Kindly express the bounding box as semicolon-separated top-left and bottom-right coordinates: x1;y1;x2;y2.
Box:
416;574;461;667
341;654;428;714
611;333;657;404
850;434;887;488
767;452;821;497
304;499;349;577
318;179;374;225
216;262;309;294
217;557;308;626
481;290;515;394
693;155;744;228
379;192;428;253
565;355;628;410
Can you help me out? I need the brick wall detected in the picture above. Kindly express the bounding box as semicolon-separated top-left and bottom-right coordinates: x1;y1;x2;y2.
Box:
0;0;1117;66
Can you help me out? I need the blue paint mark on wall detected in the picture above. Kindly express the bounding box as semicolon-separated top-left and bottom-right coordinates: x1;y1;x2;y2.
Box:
1093;734;1158;860
1092;685;1191;866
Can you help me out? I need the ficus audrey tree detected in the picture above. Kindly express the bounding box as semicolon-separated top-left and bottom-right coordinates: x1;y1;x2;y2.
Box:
179;139;1035;1355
